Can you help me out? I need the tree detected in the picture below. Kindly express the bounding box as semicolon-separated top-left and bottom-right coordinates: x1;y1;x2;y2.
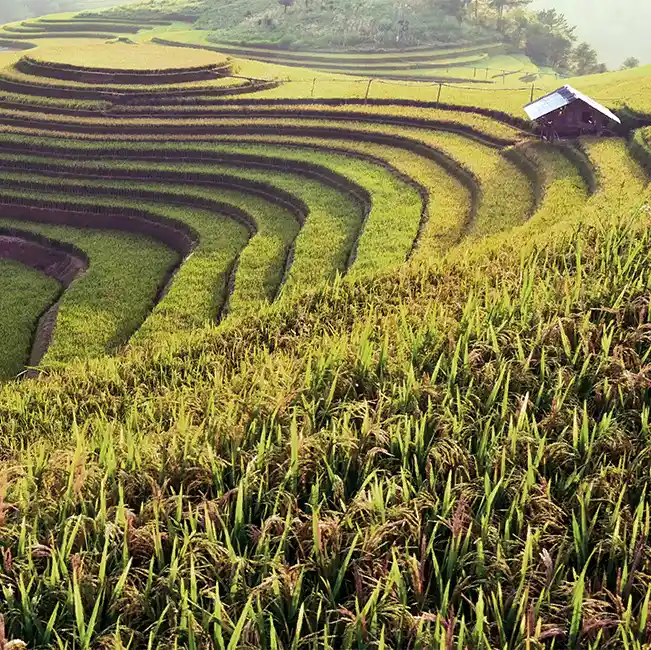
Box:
524;23;573;70
439;0;473;22
278;0;294;13
490;0;530;31
519;10;576;71
572;41;604;76
621;56;640;70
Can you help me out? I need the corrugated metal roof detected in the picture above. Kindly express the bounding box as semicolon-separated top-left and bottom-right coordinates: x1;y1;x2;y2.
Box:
523;84;621;124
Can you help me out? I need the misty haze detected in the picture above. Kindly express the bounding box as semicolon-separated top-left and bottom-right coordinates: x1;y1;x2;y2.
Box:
531;0;651;68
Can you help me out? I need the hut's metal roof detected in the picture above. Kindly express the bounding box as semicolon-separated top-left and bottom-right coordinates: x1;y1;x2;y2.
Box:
523;84;621;124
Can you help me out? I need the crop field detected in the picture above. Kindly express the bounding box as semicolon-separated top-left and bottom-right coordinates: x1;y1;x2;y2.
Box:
155;32;549;85
0;258;60;379
1;16;651;650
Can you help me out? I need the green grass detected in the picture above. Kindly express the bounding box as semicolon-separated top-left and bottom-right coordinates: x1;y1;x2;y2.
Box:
0;259;60;379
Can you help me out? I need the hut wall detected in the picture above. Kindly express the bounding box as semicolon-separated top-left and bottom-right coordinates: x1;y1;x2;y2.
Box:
537;99;611;136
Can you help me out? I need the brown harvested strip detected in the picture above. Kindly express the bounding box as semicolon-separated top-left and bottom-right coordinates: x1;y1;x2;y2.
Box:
0;38;34;50
0;101;106;117
0;200;197;255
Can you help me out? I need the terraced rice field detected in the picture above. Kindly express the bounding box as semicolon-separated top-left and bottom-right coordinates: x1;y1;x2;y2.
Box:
2;18;651;650
153;32;548;85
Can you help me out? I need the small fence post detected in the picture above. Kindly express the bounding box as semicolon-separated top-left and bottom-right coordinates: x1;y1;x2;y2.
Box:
485;68;489;80
436;82;443;106
502;70;506;84
473;67;477;78
311;77;316;97
364;78;374;102
530;83;535;103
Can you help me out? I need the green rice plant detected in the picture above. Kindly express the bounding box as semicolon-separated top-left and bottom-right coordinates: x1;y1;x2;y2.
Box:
226;132;473;259
2;209;651;647
0;259;60;379
0;114;534;245
182;140;423;281
0;151;365;304
0;208;179;366
0;157;370;353
0;37;648;649
0;101;526;142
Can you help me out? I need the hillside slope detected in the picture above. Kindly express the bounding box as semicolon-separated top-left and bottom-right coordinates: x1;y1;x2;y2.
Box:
195;0;495;50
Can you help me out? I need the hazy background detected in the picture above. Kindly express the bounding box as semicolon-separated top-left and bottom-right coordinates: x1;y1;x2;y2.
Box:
530;0;651;69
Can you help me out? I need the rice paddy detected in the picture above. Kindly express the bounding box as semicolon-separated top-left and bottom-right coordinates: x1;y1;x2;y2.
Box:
0;11;651;650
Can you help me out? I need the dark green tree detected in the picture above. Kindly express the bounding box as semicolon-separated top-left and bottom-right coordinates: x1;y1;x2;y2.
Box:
490;0;530;31
438;0;473;22
621;56;640;70
572;41;603;76
520;10;576;71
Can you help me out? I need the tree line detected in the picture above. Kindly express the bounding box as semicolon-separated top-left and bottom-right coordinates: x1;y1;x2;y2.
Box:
439;0;637;75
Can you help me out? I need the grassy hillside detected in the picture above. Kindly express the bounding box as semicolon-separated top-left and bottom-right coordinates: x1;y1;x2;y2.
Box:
195;0;494;50
1;9;651;650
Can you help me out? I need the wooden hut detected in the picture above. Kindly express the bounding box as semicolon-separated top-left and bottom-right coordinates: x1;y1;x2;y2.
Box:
523;84;621;140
